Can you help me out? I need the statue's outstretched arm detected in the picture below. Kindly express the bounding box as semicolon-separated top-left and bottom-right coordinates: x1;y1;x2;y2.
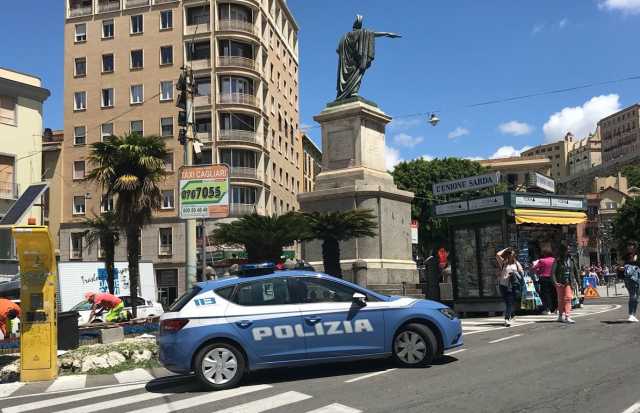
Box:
374;32;401;38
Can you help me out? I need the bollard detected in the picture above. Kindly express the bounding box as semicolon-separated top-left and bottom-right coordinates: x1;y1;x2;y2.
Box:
352;260;368;288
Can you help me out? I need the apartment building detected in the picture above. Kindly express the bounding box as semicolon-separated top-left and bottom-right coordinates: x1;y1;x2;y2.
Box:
64;0;301;299
568;129;601;176
0;68;50;277
599;104;640;166
479;155;551;191
301;133;321;193
521;132;576;179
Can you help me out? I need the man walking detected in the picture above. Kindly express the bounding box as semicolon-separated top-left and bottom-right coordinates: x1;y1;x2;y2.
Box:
0;298;21;339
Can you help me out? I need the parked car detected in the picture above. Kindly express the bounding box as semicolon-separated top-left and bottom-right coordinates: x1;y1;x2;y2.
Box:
71;295;164;325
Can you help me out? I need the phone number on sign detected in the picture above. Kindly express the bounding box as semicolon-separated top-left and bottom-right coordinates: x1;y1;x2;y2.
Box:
181;206;209;215
181;186;222;201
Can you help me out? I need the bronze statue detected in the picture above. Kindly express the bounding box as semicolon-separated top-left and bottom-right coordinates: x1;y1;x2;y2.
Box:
336;15;401;101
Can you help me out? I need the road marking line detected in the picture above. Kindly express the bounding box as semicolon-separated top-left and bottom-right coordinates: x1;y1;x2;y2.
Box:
621;402;640;413
51;389;173;413
461;325;497;331
305;403;362;413
45;375;87;393
445;349;467;356
114;368;155;384
2;383;147;413
344;368;398;383
126;384;272;413
0;382;24;398
211;391;312;413
573;304;621;318
489;334;523;344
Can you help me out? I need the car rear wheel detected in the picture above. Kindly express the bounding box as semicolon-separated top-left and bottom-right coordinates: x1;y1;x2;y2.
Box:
392;323;437;367
195;342;245;391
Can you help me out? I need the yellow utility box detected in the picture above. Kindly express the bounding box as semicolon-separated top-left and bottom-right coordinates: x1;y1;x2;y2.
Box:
12;226;58;382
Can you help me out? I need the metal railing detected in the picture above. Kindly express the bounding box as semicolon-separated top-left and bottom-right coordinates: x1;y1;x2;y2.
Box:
230;204;257;217
195;130;213;142
230;167;257;179
218;129;258;143
217;56;256;70
69;5;92;17
218;18;256;34
98;0;120;12
159;245;172;256
126;0;149;8
218;93;257;106
0;181;18;199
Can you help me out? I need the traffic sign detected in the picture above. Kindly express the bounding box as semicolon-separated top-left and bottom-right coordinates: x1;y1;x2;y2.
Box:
179;165;229;219
584;286;600;299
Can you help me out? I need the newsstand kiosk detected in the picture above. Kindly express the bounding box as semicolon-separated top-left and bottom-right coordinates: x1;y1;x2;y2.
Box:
435;192;587;314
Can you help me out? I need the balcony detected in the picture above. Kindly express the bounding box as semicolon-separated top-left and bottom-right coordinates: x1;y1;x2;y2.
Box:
154;0;177;3
185;23;211;36
230;204;257;217
193;94;212;107
189;58;211;71
219;93;257;106
230;167;258;179
98;0;120;13
69;2;92;17
0;181;18;200
218;18;256;35
218;129;259;144
195;130;213;143
217;56;257;71
126;0;149;8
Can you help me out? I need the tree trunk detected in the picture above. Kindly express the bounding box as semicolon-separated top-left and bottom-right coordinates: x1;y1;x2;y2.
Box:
322;238;342;278
126;227;141;318
105;251;116;294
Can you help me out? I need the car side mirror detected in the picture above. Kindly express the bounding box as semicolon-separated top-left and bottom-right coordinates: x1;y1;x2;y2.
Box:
352;292;367;307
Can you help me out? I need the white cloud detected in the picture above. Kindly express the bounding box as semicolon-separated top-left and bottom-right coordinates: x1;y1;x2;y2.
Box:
599;0;640;14
389;118;421;130
447;127;470;140
490;145;532;159
531;23;545;35
464;156;484;161
393;133;424;148
542;94;621;142
385;145;402;171
421;154;434;161
499;120;534;136
558;18;569;29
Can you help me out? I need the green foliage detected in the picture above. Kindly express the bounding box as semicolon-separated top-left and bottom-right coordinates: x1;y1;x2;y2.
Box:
391;157;491;255
622;164;640;188
612;196;640;251
211;213;305;263
83;212;120;294
302;209;377;278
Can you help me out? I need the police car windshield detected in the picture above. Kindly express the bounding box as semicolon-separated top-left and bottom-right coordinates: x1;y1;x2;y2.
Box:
169;286;202;312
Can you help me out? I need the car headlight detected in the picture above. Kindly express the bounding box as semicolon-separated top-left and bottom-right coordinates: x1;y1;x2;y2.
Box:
439;307;457;320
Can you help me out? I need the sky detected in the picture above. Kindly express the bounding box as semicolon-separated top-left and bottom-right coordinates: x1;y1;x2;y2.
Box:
2;1;640;170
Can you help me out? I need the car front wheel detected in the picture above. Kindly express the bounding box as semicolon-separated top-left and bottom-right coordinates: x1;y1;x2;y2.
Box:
195;342;246;391
392;323;438;367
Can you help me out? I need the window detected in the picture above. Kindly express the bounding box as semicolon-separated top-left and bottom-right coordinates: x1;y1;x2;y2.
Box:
131;15;143;34
73;196;86;215
130;84;144;104
101;194;114;213
102;54;114;73
186;6;210;25
160;80;173;101
74;91;86;111
101;123;113;141
231;186;256;205
131;50;143;69
130;120;143;135
73;126;86;145
75;23;87;42
73;161;86;180
102;19;114;39
101;88;114;108
163;153;174;171
0;96;16;126
159;228;172;256
233;278;292;306
70;233;83;259
74;57;86;77
291;277;360;303
160;10;173;29
160;46;173;65
161;190;174;209
186;41;211;61
160;117;173;137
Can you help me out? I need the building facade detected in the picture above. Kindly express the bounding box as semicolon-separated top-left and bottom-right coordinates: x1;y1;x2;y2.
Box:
599;104;640;166
0;68;50;278
568;129;601;176
521;132;576;179
301;133;321;193
479;155;551;191
64;0;301;300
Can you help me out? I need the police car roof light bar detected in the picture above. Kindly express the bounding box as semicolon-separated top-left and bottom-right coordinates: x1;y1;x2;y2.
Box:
236;262;277;277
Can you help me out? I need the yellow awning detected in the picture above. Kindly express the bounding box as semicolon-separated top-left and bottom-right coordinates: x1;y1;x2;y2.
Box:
514;209;587;225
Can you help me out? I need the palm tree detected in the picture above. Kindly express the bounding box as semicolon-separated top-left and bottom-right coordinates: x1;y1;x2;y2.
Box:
211;213;304;262
83;211;120;294
302;209;378;278
86;133;168;317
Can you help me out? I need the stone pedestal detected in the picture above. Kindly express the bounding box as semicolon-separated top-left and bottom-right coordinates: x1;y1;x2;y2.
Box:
298;98;418;285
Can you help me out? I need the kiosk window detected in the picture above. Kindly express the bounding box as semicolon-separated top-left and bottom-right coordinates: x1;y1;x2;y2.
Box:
453;228;479;298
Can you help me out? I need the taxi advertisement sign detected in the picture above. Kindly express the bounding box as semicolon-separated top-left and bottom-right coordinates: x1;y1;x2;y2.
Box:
179;164;230;219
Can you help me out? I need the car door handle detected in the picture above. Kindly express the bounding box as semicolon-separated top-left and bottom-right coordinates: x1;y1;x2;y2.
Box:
305;316;322;325
236;320;253;328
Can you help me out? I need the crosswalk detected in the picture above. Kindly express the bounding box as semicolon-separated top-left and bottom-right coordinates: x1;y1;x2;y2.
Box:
461;304;619;335
0;381;363;413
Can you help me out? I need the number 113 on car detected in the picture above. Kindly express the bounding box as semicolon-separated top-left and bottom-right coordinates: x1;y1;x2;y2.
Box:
179;165;230;219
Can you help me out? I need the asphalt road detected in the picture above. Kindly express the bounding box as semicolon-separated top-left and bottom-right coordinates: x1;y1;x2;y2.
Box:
2;298;638;413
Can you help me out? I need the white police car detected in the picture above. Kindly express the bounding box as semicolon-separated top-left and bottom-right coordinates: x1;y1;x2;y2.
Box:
159;265;463;390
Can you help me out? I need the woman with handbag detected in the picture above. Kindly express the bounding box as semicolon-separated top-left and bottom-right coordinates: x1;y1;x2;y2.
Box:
496;247;523;327
551;244;579;324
